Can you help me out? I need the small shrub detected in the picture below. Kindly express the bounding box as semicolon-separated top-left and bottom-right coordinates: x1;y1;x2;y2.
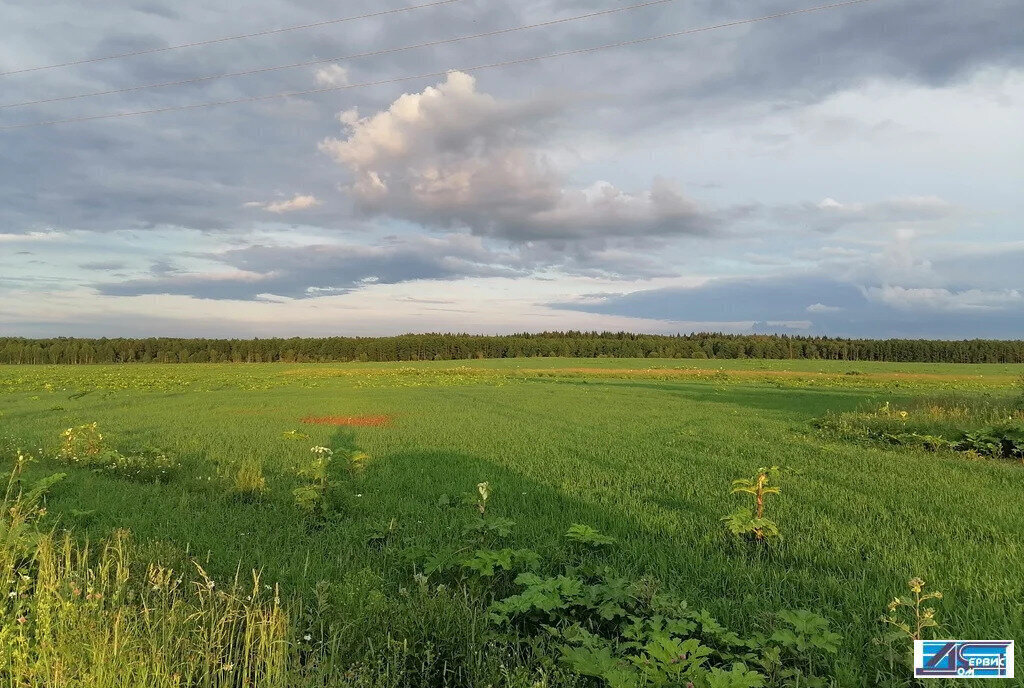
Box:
411;481;539;585
345;449;371;478
767;610;840;684
232;457;268;497
956;425;1024;460
58;422;104;461
56;424;178;482
293;446;336;517
565;524;616;547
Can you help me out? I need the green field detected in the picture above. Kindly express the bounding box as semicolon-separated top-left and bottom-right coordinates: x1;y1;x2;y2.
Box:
1;359;1022;687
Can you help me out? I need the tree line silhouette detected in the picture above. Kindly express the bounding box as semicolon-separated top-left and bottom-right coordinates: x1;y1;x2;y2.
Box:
1;332;1022;364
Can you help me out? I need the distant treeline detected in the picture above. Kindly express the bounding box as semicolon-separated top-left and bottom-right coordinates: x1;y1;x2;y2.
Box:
1;333;1023;364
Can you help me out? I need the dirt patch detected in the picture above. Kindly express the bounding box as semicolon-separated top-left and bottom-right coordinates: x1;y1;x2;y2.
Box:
301;414;392;427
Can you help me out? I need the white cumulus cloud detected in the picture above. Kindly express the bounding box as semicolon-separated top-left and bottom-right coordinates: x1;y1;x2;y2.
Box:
319;71;713;241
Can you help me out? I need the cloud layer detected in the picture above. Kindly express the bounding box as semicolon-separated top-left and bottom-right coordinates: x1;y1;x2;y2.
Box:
1;0;1022;336
97;234;525;299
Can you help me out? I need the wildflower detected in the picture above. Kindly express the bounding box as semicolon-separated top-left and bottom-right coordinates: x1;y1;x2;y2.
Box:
303;633;312;641
7;591;16;598
909;577;925;594
17;616;27;624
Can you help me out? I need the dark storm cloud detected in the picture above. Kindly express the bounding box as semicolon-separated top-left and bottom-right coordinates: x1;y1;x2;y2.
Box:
595;0;1024;130
555;272;1024;339
928;246;1024;291
95;234;527;299
90;228;690;299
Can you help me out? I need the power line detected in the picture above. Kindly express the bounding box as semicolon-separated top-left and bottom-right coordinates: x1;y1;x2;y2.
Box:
0;0;467;77
0;0;677;110
0;0;881;131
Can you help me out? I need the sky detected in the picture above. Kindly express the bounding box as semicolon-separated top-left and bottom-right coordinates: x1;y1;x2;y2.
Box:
1;0;1022;339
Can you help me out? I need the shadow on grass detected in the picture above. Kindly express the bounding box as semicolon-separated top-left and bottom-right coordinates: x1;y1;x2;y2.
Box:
29;436;1024;686
533;377;882;418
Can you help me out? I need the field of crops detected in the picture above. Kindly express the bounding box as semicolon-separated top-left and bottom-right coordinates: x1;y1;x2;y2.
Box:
1;359;1022;687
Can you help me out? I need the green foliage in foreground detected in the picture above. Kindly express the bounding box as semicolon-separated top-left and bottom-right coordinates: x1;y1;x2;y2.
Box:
0;360;1021;686
0;457;836;688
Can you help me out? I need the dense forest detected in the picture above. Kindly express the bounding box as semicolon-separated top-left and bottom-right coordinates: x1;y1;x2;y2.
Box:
1;333;1022;364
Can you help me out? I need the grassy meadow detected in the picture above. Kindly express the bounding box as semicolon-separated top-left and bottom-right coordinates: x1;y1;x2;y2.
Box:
1;359;1022;686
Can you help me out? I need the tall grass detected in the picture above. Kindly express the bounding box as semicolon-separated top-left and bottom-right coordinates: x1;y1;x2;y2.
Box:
1;360;1022;686
0;461;290;687
0;460;555;687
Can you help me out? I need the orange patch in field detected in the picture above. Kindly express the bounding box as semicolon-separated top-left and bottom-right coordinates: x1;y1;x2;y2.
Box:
301;414;392;427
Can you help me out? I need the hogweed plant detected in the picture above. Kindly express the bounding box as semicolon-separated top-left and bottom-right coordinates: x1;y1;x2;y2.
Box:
722;466;781;542
293;446;335;516
882;577;943;642
876;577;944;674
564;523;616;548
461;481;516;543
476;481;490;515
